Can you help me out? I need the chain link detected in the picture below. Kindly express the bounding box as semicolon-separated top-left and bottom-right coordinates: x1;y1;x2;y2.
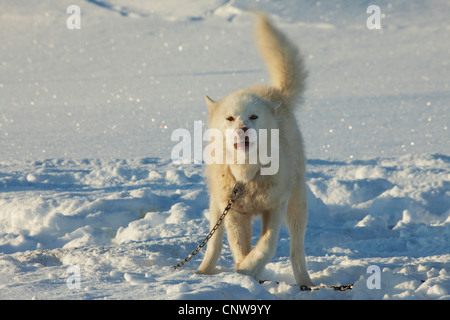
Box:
172;182;244;270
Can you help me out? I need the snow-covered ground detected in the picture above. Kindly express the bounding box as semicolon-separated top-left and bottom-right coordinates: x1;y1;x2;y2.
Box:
0;0;449;300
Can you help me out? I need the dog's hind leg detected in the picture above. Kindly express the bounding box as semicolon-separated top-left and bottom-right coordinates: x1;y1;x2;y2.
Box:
286;183;313;287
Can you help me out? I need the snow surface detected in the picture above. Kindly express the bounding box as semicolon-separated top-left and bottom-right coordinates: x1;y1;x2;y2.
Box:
0;0;449;300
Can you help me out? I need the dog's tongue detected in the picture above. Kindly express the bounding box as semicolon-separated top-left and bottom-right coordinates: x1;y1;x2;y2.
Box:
235;142;245;151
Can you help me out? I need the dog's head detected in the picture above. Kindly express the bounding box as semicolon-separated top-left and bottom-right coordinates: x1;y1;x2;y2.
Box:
205;90;280;166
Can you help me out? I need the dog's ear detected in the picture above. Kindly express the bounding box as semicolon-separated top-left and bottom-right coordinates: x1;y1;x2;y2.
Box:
205;95;219;113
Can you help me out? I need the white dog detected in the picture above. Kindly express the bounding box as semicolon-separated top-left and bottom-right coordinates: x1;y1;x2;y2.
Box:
197;11;313;288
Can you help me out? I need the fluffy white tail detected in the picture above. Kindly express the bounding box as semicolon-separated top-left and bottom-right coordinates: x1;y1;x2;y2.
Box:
254;12;307;106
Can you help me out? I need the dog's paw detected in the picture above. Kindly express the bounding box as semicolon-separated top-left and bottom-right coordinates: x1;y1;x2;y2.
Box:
236;267;258;279
235;262;259;279
196;269;215;275
196;266;215;275
295;273;314;288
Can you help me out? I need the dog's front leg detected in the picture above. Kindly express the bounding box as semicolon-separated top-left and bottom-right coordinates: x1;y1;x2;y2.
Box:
225;211;252;267
197;203;225;275
236;201;287;279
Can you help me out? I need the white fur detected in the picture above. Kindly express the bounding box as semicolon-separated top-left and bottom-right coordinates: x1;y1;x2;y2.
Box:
197;12;313;287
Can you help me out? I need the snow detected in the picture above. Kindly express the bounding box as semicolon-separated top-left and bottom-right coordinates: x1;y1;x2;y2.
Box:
0;0;449;300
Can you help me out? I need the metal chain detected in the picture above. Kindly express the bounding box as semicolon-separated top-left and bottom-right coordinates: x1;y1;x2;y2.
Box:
172;182;244;270
259;280;353;291
304;284;354;291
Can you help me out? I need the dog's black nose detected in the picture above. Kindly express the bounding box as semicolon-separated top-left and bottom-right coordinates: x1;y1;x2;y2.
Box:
236;127;249;138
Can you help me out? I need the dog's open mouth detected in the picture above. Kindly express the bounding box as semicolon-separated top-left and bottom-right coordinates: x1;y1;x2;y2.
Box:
234;136;252;152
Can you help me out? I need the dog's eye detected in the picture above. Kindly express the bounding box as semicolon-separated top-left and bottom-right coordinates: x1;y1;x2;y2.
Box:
249;114;258;120
226;116;235;122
